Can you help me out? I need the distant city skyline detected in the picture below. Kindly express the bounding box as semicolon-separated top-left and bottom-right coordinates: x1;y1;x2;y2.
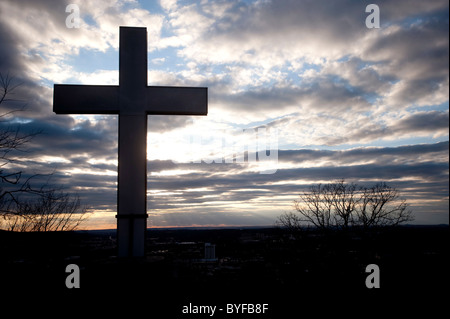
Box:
0;0;448;229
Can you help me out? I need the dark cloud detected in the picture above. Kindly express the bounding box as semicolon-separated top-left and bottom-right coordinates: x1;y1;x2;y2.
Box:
148;210;275;228
148;115;195;133
394;111;449;134
213;78;372;114
146;142;448;203
314;110;449;145
10;117;118;159
204;0;368;54
148;161;448;194
148;159;178;172
279;141;449;165
363;8;448;106
378;0;448;21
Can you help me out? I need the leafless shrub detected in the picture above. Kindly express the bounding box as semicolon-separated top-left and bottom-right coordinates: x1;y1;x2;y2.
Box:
277;180;413;231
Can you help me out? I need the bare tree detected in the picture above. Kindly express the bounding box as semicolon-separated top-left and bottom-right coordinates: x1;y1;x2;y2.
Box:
0;72;90;231
3;190;89;232
292;183;334;230
277;180;413;231
275;211;303;232
357;182;413;228
328;180;359;229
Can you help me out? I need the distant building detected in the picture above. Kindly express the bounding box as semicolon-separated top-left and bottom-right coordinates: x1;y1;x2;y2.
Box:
204;243;217;261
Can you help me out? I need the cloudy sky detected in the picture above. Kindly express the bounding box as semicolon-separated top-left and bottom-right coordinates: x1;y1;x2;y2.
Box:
0;0;448;229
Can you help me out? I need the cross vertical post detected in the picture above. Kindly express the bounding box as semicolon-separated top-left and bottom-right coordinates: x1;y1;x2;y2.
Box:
116;27;148;257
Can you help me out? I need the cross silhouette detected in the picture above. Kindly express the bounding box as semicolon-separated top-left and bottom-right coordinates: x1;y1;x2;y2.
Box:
54;26;208;257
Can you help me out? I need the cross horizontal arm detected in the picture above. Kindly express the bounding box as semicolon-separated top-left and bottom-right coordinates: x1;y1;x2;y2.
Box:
54;84;119;114
54;85;207;115
146;86;207;115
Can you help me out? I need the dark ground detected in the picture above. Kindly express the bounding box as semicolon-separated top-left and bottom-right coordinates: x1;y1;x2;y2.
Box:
1;225;448;317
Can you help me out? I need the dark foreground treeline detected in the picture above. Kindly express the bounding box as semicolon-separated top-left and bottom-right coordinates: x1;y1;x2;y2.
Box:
1;225;448;317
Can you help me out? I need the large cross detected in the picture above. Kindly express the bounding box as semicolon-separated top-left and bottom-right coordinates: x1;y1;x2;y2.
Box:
53;26;207;257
